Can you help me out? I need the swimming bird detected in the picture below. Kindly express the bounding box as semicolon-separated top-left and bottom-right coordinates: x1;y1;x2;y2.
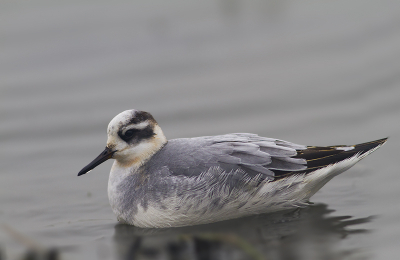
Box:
78;109;387;228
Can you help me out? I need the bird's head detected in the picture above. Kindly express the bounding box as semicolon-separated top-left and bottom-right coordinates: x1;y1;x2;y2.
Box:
78;109;167;176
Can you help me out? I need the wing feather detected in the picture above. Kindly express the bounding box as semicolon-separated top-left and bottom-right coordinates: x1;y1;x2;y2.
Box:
146;133;307;179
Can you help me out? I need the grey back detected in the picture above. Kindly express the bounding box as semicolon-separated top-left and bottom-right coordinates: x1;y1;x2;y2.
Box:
144;133;307;179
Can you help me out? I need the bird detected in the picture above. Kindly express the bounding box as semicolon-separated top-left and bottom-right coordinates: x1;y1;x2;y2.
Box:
78;109;387;228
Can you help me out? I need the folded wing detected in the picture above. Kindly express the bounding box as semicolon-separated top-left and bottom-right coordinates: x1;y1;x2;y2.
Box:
147;133;307;180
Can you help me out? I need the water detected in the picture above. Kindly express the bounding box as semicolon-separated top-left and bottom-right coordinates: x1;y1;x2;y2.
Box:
1;0;400;259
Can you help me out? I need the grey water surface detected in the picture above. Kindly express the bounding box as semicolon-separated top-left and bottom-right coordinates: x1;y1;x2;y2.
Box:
1;1;400;259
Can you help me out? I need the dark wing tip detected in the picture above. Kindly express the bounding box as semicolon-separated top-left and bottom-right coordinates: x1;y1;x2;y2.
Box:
272;137;387;180
350;137;388;155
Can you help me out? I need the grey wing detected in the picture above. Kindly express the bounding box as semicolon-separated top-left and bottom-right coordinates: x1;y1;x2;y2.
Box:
149;133;307;181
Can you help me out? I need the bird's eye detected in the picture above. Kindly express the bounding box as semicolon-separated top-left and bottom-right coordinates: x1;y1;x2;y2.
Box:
124;129;137;138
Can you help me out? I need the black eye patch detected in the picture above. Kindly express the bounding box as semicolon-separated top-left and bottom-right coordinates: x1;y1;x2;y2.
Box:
124;129;138;138
118;126;155;143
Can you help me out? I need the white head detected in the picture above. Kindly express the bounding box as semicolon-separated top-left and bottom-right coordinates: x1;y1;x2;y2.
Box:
78;109;167;176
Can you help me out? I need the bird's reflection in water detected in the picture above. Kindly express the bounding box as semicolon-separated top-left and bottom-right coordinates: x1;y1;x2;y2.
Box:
113;203;373;260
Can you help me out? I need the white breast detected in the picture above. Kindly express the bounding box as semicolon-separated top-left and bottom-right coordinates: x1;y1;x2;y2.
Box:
108;153;364;228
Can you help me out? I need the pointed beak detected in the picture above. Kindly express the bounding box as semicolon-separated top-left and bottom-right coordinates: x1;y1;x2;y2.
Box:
77;147;116;176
